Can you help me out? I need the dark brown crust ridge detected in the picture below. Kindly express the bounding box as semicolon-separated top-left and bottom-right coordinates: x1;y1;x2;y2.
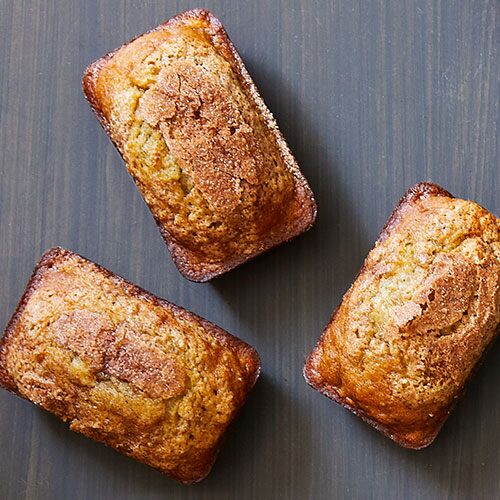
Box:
377;182;452;245
82;9;317;282
0;247;260;482
304;182;500;449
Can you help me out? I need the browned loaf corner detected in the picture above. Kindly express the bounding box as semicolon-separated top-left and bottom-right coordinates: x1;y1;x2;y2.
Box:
0;247;260;483
82;9;317;282
304;182;500;449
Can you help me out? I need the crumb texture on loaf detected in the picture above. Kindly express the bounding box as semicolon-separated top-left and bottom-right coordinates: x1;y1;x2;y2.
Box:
0;248;260;483
83;10;316;280
305;184;500;448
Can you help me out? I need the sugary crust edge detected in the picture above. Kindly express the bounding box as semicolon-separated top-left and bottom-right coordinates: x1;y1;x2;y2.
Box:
303;181;498;449
0;247;260;482
82;9;317;283
0;251;57;392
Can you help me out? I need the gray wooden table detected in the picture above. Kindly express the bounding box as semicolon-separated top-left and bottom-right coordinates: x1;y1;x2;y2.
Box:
0;1;498;499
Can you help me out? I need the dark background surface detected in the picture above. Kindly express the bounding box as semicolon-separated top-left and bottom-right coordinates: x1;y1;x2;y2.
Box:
0;1;498;499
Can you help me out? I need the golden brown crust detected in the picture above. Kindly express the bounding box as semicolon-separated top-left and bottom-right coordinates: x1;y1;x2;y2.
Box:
304;182;500;449
82;9;317;282
0;247;260;482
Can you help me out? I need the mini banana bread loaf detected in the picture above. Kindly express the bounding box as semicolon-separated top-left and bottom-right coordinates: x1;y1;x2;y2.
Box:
82;9;317;282
304;183;500;449
0;247;260;482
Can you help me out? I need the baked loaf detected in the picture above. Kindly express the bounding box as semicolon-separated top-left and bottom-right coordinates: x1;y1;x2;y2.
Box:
82;9;317;282
0;247;260;482
304;183;500;449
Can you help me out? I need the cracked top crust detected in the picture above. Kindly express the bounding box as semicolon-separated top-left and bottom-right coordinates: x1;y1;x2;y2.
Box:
83;9;317;281
304;183;500;449
0;248;260;483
